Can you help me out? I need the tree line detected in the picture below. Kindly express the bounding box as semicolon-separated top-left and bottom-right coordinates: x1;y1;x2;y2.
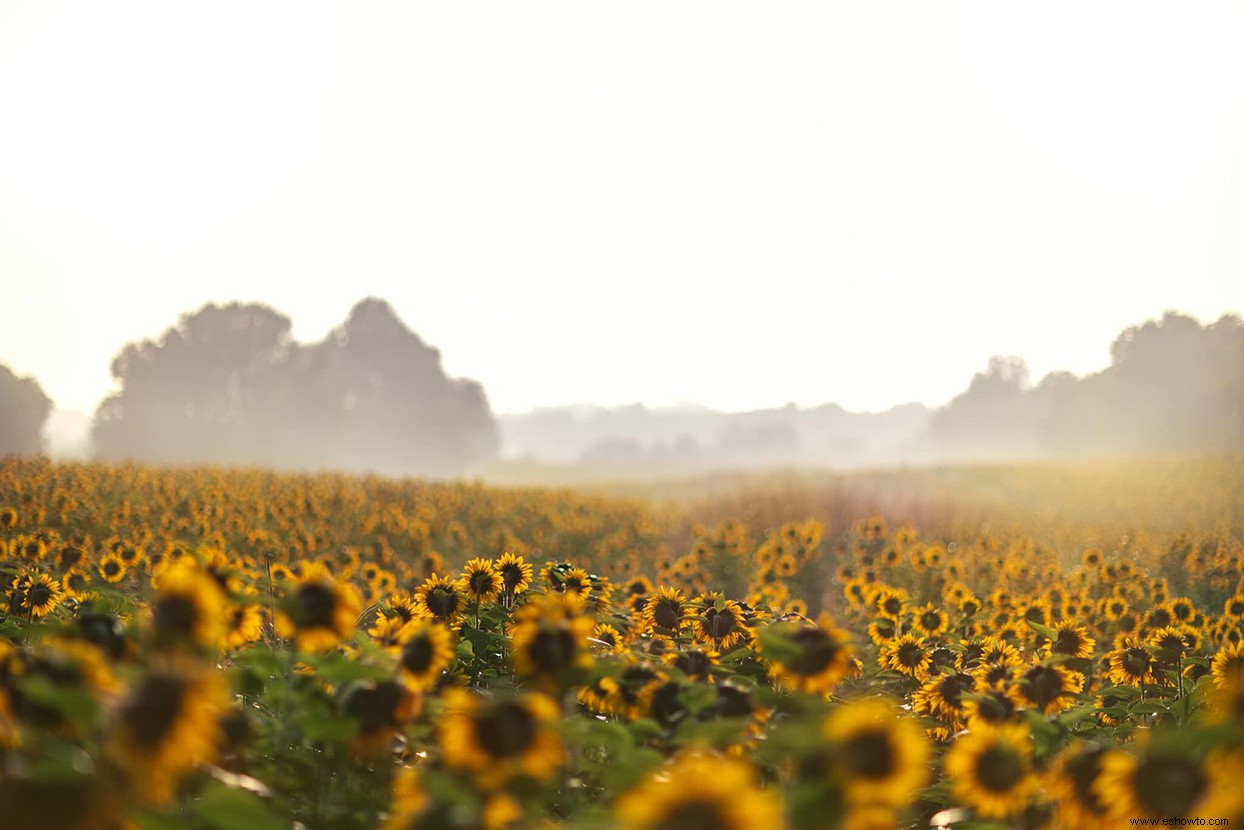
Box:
2;298;498;478
2;307;1242;473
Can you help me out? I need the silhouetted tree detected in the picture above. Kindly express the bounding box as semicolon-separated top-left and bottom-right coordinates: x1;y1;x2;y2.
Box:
93;303;295;464
93;298;499;478
0;364;52;456
926;356;1038;460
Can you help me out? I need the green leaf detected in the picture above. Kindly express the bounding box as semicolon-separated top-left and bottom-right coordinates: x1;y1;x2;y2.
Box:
191;781;286;830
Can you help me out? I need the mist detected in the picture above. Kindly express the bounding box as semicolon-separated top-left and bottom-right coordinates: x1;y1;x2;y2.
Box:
8;305;1242;480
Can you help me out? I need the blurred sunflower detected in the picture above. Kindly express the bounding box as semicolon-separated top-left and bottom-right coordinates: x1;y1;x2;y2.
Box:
394;618;455;691
439;688;563;788
824;697;929;808
1008;663;1084;716
1046;742;1112;830
108;656;227;803
1095;745;1209;821
277;562;362;653
149;563;227;651
509;593;594;690
945;723;1037;820
613;751;782;830
765;615;853;695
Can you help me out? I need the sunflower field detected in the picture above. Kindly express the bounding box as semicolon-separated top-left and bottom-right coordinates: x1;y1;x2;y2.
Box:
1;456;1244;829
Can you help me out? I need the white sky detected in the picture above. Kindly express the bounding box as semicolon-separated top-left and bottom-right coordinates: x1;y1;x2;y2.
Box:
2;2;1242;415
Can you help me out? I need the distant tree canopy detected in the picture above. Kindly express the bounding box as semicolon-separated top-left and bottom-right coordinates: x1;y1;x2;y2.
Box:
926;311;1244;461
93;299;499;477
0;364;53;457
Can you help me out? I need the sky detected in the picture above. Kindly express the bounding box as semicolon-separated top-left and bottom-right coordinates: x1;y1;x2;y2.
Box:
2;2;1242;417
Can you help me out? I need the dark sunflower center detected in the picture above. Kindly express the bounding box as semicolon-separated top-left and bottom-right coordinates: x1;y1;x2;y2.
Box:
789;627;838;676
896;642;924;667
1053;630;1082;655
939;673;974;708
1149;609;1172;628
298;583;339;629
882;597;902;615
974;691;1015;722
920;611;943;631
27;582;54;609
1067;748;1107;814
976;744;1024;792
154;594;199;637
500;564;525;592
527;627;576;674
844;728;895;779
1122;648;1151;678
1134;756;1207;817
702;607;738;640
467;571;495;596
401;636;435;675
103;561;121;577
474;701;536;758
59;547;84;568
345;682;404;732
123;674;186;751
424;587;459;620
654;798;729;830
653;599;682;631
1024;666;1065;706
675;650;712;678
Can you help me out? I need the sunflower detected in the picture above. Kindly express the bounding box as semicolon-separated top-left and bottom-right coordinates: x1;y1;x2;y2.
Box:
599;662;667;720
945;723;1038;820
149;563;227;651
1008;663;1084;716
394;618;456;691
963;686;1019;728
613;751;783;830
382;766;428;830
97;553;127;584
277;563;362;653
1046;742;1113;830
459;557;503;605
1212;640;1244;689
342;679;418;758
665;646;720;682
1046;620;1096;659
764;615;854;695
509;592;595;690
872;586;909;622
911;604;949;639
643;587;689;637
1095;745;1210;821
109;656;228;803
439;688;563;788
881;633;932;681
824;697;929;808
375;594;420;628
220;603;264;651
12;570;63;619
413;573;466;625
1107;637;1156;686
914;671;976;725
1224;593;1244;621
1166;597;1195;625
591;622;626;654
692;592;748;649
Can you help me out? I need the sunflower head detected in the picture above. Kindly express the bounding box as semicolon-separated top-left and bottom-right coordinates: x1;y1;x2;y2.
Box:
824;697;930;809
459;557;503;604
439;688;563;788
278;563;362;653
613;751;782;830
945;722;1037;820
762;614;854;696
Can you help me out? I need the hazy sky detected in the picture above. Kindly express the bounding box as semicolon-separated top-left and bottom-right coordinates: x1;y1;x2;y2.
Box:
2;2;1242;416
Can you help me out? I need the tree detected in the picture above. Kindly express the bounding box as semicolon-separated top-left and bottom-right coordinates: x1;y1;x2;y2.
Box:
0;364;53;456
92;298;499;478
93;303;296;464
